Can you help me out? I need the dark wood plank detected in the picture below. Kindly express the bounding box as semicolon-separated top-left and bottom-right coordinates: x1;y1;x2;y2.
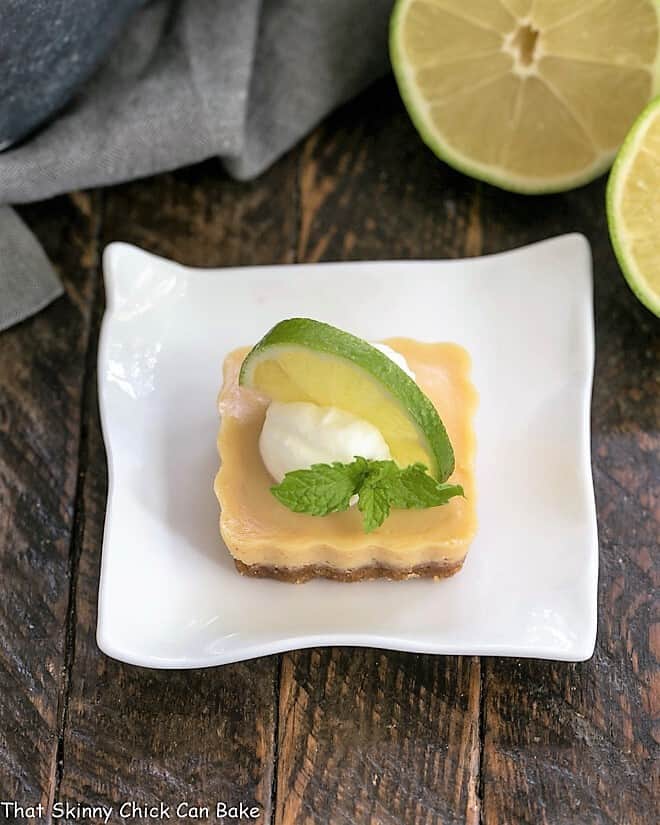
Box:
275;650;481;825
478;179;659;825
296;82;482;264
100;158;297;268
0;194;100;809
55;156;300;822
274;79;484;825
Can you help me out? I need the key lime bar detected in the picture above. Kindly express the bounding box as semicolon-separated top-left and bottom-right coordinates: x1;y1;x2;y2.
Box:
214;321;477;582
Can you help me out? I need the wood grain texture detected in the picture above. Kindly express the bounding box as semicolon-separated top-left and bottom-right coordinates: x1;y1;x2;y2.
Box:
478;178;660;825
54;156;300;823
273;80;484;825
296;81;481;264
101;158;298;268
275;650;481;825
0;194;100;809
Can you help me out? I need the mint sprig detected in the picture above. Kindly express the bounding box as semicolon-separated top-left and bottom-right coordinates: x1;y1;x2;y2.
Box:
271;457;463;532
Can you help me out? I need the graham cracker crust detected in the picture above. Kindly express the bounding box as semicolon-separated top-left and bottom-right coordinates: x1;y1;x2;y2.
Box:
234;558;464;583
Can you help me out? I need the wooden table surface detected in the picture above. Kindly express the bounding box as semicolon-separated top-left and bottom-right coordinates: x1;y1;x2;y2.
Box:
1;78;658;825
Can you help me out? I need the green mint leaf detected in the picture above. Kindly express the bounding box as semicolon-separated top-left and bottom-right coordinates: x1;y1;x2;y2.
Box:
388;462;464;509
270;456;464;532
357;482;391;533
345;455;371;488
355;460;401;532
271;461;359;516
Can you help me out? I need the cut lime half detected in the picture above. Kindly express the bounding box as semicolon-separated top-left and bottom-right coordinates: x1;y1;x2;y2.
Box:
607;96;660;316
390;0;660;193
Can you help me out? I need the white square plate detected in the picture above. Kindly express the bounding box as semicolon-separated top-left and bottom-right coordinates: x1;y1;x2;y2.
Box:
97;235;598;667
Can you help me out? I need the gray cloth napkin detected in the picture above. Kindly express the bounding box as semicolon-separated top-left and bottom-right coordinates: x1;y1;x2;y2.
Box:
0;0;393;331
0;207;63;329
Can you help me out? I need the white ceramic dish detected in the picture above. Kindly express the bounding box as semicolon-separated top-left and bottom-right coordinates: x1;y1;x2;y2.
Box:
97;235;598;668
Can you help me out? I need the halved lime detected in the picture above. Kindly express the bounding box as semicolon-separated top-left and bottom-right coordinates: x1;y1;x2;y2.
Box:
390;0;660;194
607;97;660;316
239;318;455;481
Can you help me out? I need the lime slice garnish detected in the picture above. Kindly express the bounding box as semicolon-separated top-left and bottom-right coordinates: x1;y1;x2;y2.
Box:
607;96;660;316
390;0;660;194
239;318;455;481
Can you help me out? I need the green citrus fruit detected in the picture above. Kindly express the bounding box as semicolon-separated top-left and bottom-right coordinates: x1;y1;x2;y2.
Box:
390;0;660;193
607;96;660;316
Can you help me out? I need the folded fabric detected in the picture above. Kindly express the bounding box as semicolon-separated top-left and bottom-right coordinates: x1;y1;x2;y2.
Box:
0;0;393;331
0;207;63;330
0;0;144;151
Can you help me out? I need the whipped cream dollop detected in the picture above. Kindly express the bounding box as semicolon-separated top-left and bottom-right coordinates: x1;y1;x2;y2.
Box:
259;344;416;482
260;401;391;483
